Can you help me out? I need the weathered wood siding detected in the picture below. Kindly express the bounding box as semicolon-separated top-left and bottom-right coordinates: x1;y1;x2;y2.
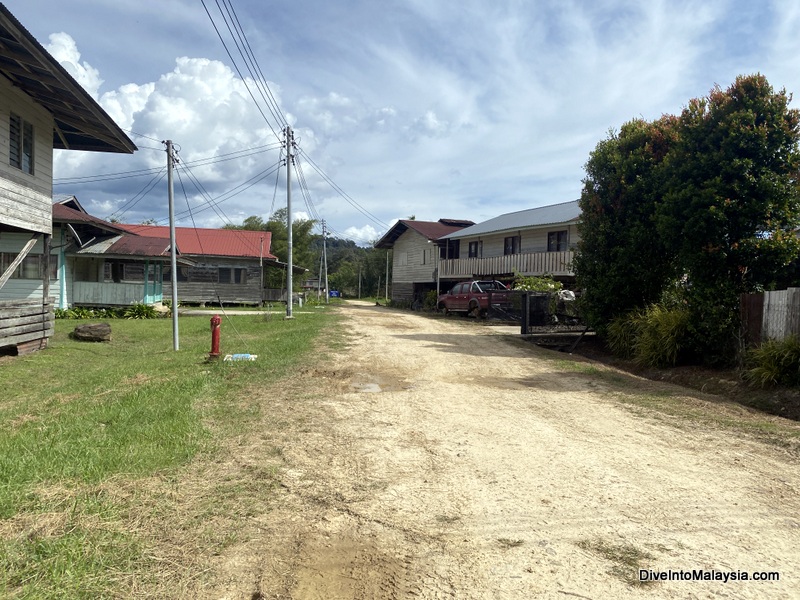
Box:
164;259;263;305
391;231;434;301
0;231;60;303
741;288;800;345
392;282;413;303
0;76;54;234
72;281;162;306
0;298;54;354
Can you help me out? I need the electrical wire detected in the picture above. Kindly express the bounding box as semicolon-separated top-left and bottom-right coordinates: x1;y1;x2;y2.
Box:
296;148;388;229
201;0;389;244
54;142;281;185
201;0;284;142
218;0;288;129
107;168;168;222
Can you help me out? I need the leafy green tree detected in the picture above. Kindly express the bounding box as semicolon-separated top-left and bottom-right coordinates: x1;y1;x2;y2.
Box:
225;209;317;290
574;116;679;334
658;74;800;361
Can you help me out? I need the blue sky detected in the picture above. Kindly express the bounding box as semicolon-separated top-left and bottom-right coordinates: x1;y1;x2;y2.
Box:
6;0;800;244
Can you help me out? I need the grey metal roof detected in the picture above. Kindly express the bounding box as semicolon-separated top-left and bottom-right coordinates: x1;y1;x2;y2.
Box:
440;200;580;240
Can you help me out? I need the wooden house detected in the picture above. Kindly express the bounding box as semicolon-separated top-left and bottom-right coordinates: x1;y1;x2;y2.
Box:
118;224;284;306
374;218;474;304
437;201;581;286
52;198;192;308
0;5;136;354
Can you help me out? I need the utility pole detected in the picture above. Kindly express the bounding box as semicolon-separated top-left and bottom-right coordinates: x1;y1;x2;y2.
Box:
284;126;294;319
358;264;362;299
259;235;264;306
166;139;179;350
322;220;329;304
385;250;389;302
317;250;323;301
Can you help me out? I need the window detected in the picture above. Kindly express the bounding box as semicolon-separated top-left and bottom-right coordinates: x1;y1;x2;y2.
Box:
218;267;247;284
163;266;189;282
124;264;145;281
547;230;568;252
439;240;460;260
9;113;34;174
0;253;55;279
399;252;408;266
468;241;482;258
504;236;520;255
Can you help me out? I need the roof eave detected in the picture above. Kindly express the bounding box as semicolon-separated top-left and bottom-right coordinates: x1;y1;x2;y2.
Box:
0;4;137;154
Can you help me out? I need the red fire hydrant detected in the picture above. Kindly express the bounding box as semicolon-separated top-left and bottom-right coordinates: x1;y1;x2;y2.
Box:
209;314;221;359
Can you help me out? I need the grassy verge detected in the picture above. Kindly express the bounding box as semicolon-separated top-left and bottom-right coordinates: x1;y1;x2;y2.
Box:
0;308;339;598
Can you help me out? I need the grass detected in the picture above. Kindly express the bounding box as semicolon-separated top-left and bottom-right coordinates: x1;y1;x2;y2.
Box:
577;538;655;587
0;308;339;598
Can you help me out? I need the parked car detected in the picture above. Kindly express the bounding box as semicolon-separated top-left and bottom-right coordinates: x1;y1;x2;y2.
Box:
437;280;511;317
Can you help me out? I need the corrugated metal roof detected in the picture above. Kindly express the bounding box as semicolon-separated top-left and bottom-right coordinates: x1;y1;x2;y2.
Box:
117;224;275;259
441;201;580;239
374;219;474;248
73;234;173;259
52;203;128;234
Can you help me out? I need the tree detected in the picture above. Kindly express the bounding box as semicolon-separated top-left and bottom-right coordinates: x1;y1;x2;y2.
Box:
225;210;318;290
658;74;800;361
576;74;800;365
574;116;678;334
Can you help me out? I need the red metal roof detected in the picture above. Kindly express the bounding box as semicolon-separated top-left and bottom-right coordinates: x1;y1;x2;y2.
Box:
118;224;275;259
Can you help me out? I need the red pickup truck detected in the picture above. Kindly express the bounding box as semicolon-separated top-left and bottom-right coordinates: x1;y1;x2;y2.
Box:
437;280;511;317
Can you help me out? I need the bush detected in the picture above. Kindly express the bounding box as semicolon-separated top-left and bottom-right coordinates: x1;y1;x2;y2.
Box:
607;311;642;360
423;290;439;310
123;303;159;319
744;336;800;388
607;304;690;367
633;304;690;367
512;274;563;292
69;307;96;320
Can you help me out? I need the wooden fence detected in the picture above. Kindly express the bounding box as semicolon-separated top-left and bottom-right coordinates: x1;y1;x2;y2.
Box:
740;288;800;346
0;298;54;355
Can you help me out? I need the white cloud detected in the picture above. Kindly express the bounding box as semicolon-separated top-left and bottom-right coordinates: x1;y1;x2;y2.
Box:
27;0;799;245
45;32;104;98
343;224;380;245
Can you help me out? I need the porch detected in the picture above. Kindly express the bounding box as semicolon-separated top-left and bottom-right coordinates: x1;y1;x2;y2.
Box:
439;250;574;279
72;280;163;306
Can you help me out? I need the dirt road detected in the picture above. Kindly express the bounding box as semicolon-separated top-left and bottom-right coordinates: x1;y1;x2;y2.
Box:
214;303;800;599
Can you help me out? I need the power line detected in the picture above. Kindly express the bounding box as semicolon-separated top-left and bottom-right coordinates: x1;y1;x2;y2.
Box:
54;142;282;186
201;0;285;142
199;0;387;243
296;149;388;229
218;0;288;129
107;167;168;221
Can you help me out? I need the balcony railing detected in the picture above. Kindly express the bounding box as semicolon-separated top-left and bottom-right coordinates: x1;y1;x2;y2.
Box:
439;250;574;279
72;281;162;306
